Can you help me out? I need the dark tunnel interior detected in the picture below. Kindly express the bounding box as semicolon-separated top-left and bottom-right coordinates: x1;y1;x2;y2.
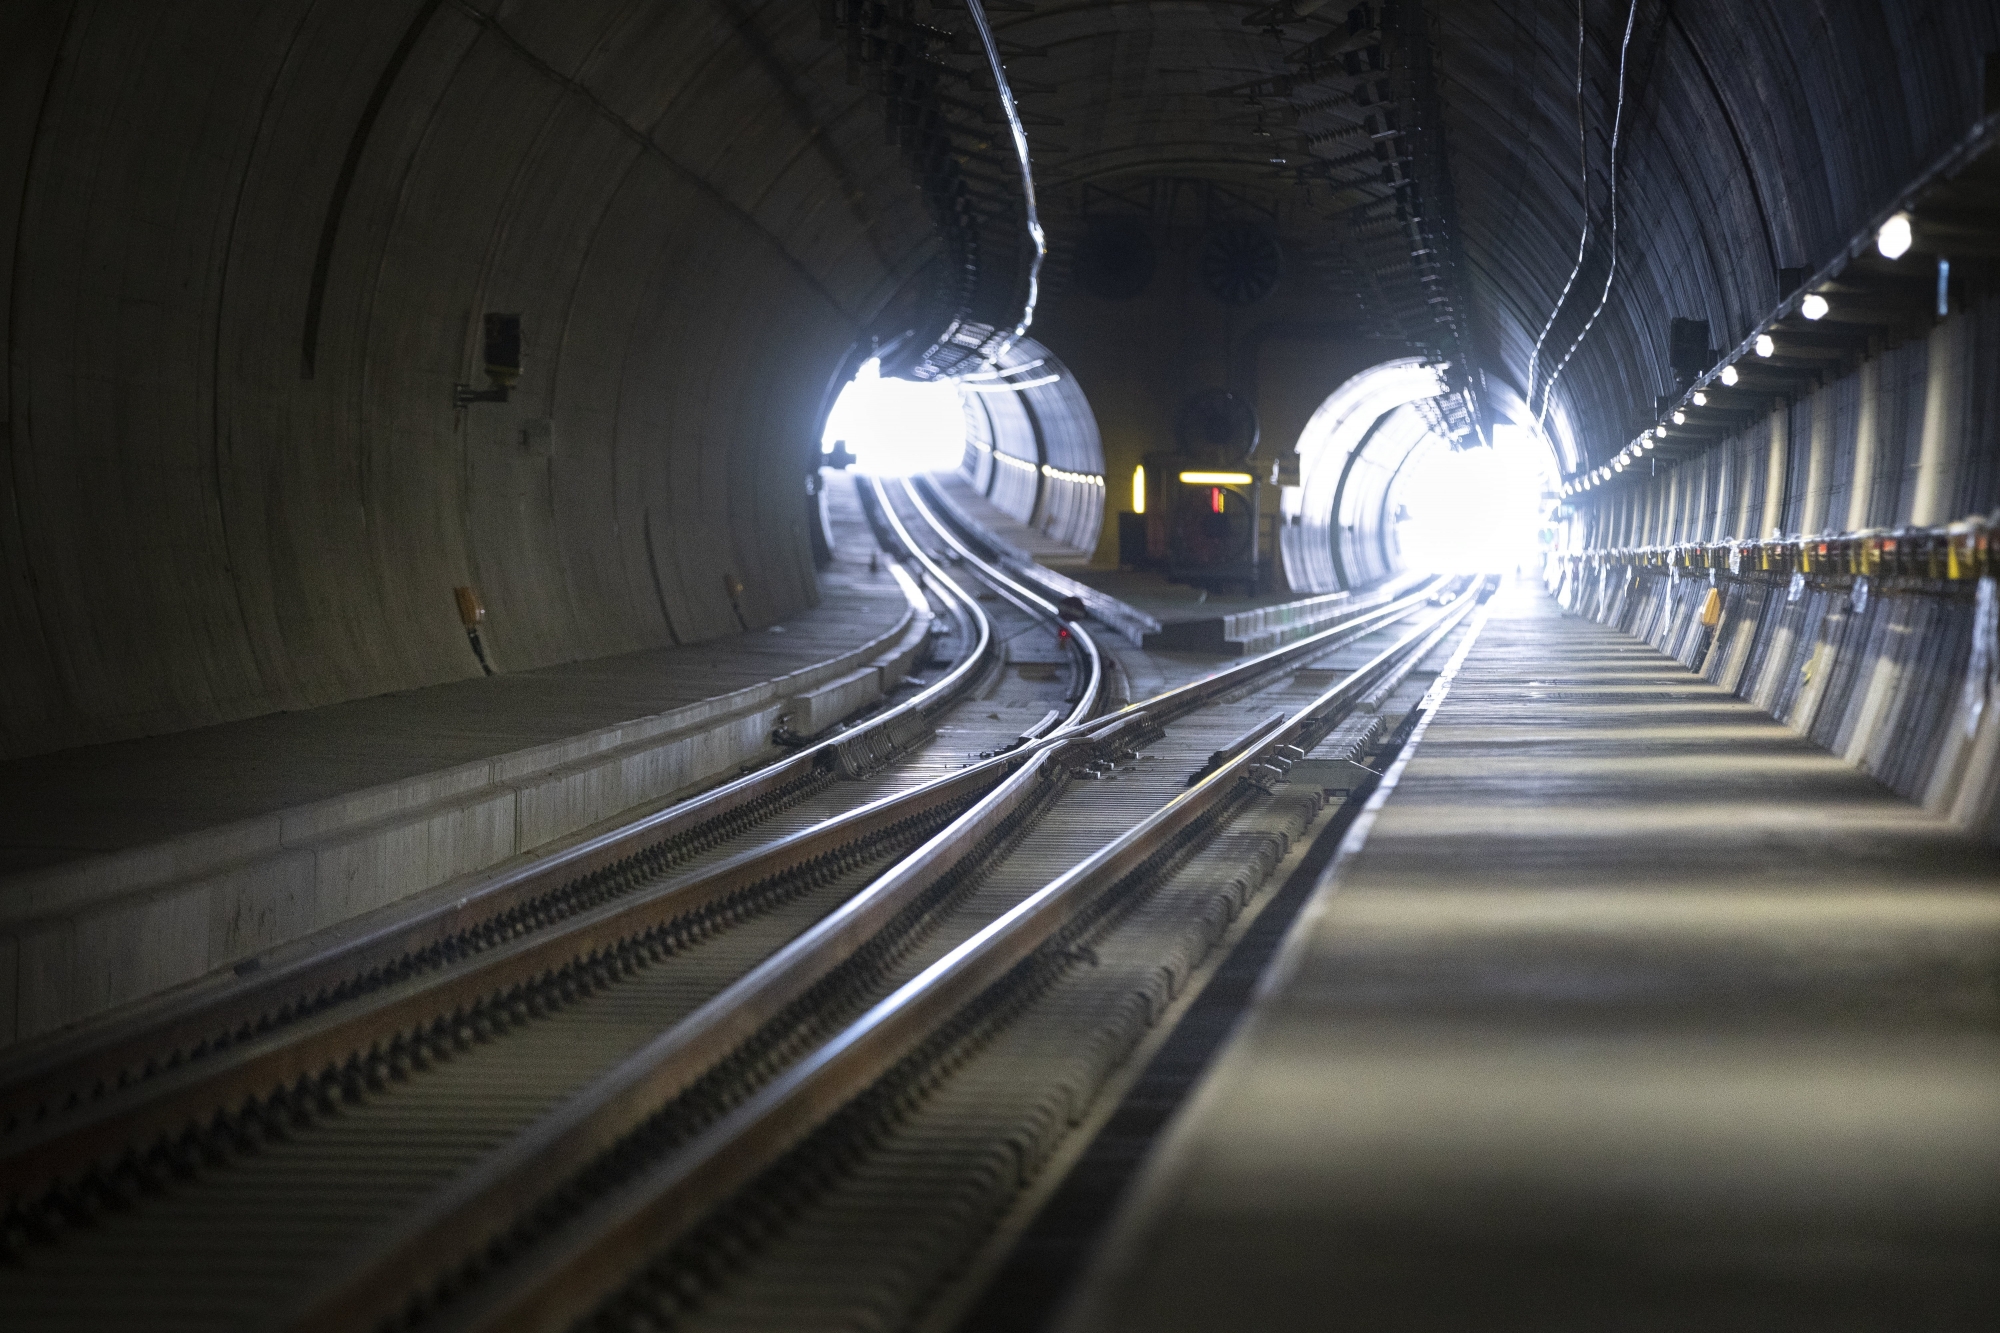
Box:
3;1;1990;759
2;3;1998;1330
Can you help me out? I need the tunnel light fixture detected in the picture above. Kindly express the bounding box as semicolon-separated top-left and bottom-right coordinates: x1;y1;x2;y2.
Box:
1800;292;1829;320
1654;425;1667;438
1041;464;1103;486
1692;390;1708;406
1720;364;1740;386
1671;410;1686;425
961;373;1061;394
1755;333;1776;358
1876;212;1914;260
1132;464;1146;514
1178;470;1254;485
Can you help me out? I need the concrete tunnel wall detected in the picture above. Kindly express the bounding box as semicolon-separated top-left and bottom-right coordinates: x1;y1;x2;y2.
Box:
958;338;1106;558
1281;359;1451;596
1556;299;2000;838
0;0;942;762
1439;2;2000;476
11;3;1993;765
0;0;1992;1042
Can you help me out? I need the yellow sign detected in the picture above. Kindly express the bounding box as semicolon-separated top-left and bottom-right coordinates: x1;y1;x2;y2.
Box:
1699;587;1723;627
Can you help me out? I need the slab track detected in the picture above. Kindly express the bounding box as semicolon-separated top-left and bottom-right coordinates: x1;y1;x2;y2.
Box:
0;478;1484;1333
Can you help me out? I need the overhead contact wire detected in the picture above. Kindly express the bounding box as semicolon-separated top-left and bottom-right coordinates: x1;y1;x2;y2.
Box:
1538;0;1639;438
964;0;1044;354
1525;0;1592;418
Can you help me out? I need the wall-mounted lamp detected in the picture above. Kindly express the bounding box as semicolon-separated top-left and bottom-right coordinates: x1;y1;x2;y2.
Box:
457;313;523;407
1720;364;1740;386
1800;293;1829;320
1754;333;1776;358
1692;390;1708;406
1876;212;1913;260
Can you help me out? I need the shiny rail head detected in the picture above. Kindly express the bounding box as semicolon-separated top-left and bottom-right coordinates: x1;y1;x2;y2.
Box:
408;578;1489;1333
878;474;1103;734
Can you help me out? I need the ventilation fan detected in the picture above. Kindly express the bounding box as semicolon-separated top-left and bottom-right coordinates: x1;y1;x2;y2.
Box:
1199;225;1282;305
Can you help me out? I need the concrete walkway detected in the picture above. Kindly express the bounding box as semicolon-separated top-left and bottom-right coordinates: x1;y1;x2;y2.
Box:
0;483;907;877
1062;582;2000;1331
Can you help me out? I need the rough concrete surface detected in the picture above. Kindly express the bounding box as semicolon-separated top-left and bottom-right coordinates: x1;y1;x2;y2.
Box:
1063;584;2000;1332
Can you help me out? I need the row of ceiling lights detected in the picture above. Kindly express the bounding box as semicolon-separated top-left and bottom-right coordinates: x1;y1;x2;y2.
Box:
1557;211;1919;500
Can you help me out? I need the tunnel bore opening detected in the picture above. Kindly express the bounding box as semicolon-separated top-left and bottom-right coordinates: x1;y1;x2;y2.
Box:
1393;424;1555;576
1283;358;1558;591
819;338;1108;559
820;357;966;477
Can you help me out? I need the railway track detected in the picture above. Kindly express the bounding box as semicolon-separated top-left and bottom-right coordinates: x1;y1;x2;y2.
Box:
0;474;1089;1144
0;477;1484;1332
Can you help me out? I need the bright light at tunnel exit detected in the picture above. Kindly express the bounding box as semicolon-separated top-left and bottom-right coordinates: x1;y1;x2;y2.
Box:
821;358;967;477
1394;423;1555;575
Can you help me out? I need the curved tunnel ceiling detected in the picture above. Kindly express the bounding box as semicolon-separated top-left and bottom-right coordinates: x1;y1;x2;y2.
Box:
1281;356;1444;593
982;0;1997;463
3;0;1994;758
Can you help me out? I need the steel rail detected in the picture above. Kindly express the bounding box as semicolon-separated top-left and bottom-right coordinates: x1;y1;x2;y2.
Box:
0;492;1008;1143
277;486;1114;1331
3;470;1454;1325
879;475;1104;730
0;561;1438;1228
0;761;1015;1210
283;566;1459;1328
0;477;1107;1235
285;735;1070;1332
420;580;1487;1333
1078;575;1457;735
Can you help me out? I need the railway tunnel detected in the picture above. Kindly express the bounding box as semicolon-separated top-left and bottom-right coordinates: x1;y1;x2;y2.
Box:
2;2;1997;1328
